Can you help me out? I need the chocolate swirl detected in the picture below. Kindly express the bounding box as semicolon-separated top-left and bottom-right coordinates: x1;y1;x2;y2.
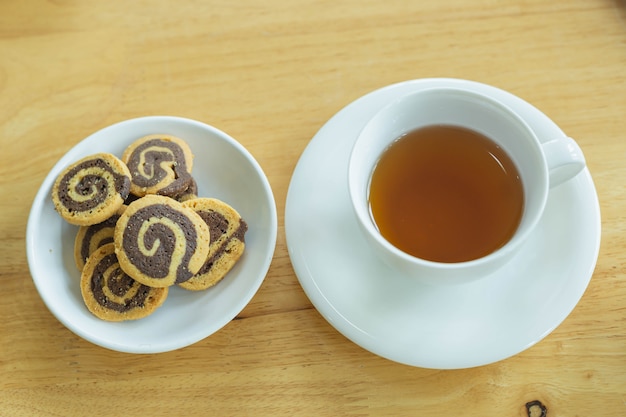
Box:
74;208;125;271
179;198;247;291
116;196;210;287
90;251;151;312
174;177;199;202
80;244;168;321
51;153;130;227
54;156;130;214
196;209;247;275
123;135;193;197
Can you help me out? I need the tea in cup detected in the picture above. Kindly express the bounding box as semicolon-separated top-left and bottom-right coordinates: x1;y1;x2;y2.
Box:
348;86;586;285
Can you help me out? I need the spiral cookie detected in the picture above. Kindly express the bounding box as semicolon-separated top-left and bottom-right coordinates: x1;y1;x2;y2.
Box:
122;134;194;198
80;244;168;321
180;198;248;291
52;153;131;226
74;205;127;271
114;194;210;288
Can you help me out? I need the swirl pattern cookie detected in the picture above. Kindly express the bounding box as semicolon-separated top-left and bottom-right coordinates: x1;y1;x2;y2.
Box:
114;194;210;288
122;134;194;197
180;198;248;291
52;153;131;226
80;244;168;321
74;205;127;271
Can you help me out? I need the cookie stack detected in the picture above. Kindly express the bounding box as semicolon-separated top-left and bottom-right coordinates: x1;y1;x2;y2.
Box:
51;135;248;322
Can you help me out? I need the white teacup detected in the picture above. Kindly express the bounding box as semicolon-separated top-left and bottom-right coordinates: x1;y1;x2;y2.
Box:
348;86;586;285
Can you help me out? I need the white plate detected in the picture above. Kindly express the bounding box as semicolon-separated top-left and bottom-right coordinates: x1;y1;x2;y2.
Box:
285;78;601;369
26;116;277;353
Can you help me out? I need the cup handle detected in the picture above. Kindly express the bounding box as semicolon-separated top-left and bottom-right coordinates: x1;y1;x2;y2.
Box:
541;137;586;188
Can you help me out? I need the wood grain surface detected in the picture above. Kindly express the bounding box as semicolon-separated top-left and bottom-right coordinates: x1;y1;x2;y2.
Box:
1;0;625;415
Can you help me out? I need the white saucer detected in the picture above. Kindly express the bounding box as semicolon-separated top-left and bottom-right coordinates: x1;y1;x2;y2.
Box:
285;78;601;369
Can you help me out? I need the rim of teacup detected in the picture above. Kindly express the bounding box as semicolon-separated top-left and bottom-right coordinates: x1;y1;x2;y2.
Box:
347;86;550;278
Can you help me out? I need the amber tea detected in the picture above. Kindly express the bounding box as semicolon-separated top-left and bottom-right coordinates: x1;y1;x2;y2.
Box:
368;125;524;263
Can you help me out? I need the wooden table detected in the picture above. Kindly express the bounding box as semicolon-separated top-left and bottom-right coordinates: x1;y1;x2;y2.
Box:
2;1;625;415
